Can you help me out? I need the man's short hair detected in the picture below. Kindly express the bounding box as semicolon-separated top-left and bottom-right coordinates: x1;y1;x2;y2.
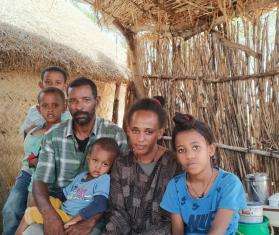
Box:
41;66;68;82
88;137;120;159
37;87;66;104
67;77;98;98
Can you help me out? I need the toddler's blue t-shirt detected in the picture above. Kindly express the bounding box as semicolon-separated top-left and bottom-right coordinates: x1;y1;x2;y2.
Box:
62;172;110;216
160;169;246;235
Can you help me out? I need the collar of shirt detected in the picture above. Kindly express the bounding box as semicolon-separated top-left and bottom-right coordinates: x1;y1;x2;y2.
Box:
65;116;102;138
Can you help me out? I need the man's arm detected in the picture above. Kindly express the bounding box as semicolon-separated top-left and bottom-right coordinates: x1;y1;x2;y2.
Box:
32;180;65;235
32;131;65;234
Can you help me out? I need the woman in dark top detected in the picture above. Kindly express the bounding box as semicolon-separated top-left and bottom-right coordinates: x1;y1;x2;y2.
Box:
104;98;179;235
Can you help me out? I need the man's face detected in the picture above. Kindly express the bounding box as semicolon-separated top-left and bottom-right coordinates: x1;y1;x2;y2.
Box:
127;110;164;157
40;71;66;91
67;85;99;125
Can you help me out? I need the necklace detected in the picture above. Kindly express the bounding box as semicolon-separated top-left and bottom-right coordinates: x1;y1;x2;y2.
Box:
136;145;160;164
187;168;214;198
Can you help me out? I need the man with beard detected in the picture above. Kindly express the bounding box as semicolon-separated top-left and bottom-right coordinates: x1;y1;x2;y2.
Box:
23;77;128;235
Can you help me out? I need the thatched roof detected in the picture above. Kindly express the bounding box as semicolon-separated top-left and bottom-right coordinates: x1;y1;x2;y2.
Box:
0;0;130;82
90;0;278;38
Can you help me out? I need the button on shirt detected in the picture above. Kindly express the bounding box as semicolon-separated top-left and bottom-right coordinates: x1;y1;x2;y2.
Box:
34;117;128;194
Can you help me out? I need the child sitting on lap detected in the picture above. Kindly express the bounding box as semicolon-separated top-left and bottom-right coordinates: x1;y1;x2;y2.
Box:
160;113;246;235
16;137;119;234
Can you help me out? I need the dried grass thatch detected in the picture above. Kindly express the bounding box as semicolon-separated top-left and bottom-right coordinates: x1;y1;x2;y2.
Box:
0;0;130;82
0;23;127;83
91;0;278;37
88;0;279;96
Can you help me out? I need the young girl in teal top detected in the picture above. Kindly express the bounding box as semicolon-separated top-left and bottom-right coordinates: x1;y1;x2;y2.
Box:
3;87;66;235
160;113;246;235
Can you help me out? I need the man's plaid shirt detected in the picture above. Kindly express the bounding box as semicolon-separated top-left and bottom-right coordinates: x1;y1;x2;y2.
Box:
34;117;128;193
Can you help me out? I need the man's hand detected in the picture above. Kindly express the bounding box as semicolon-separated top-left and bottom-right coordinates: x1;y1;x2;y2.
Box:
43;211;65;235
65;219;93;235
33;181;65;234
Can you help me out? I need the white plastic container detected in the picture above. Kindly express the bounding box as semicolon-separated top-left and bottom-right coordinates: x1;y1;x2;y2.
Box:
268;193;279;208
239;202;263;223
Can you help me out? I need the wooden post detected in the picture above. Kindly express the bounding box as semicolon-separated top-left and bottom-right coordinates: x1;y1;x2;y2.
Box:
113;20;146;98
112;82;121;124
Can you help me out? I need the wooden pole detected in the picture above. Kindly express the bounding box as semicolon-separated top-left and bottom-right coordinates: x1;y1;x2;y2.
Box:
113;20;146;98
112;82;121;124
141;70;279;83
216;143;279;159
162;136;279;159
212;30;262;59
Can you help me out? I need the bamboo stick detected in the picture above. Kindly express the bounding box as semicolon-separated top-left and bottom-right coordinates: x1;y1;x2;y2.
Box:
216;143;279;159
141;70;279;82
162;136;279;159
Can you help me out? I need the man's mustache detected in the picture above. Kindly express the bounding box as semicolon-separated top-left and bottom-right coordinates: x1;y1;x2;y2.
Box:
73;111;90;117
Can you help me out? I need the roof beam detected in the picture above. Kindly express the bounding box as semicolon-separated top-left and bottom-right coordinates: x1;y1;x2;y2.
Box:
150;0;175;17
127;0;157;22
212;30;262;59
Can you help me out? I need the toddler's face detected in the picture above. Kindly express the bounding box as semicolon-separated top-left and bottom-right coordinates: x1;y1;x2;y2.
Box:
87;145;114;178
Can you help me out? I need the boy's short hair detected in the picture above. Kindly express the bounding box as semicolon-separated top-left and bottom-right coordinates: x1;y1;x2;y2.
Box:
88;137;120;159
41;66;68;82
37;87;66;104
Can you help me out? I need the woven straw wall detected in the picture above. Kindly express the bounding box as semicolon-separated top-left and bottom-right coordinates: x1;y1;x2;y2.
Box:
135;9;279;190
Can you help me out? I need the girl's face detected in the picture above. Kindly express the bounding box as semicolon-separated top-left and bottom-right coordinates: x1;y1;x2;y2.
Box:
175;130;215;175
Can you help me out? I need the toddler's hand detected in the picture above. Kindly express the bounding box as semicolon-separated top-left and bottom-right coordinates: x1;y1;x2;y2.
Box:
64;215;82;229
64;220;77;229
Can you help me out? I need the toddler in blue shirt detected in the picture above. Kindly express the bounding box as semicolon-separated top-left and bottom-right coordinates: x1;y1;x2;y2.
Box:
160;113;246;235
16;137;119;234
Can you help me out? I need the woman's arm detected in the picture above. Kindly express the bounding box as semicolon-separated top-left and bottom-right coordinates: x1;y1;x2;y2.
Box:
171;213;184;235
208;208;233;235
103;160;131;235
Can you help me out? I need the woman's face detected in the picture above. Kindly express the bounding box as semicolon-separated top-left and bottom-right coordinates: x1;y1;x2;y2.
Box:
127;110;164;157
175;130;215;175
